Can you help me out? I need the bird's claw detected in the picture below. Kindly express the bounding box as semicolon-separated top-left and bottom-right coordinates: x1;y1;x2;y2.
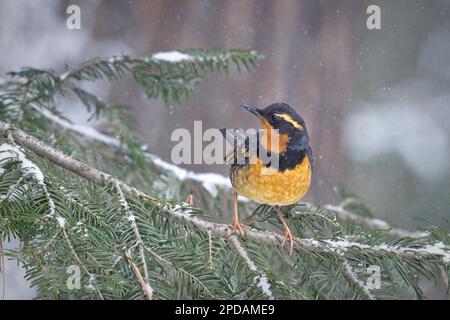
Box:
280;227;300;256
229;219;246;236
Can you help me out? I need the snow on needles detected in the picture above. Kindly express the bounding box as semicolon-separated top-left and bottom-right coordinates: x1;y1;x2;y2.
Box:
152;51;193;63
0;143;58;219
56;216;66;228
255;275;274;300
0;143;45;185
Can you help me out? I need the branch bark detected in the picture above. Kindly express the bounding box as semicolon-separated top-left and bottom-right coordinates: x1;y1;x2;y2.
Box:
342;260;376;300
124;249;153;300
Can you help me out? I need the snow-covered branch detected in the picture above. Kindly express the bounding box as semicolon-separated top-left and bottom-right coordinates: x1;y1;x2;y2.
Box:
31;106;431;237
30;105;433;240
1;121;449;266
342;261;376;300
0;142;57;221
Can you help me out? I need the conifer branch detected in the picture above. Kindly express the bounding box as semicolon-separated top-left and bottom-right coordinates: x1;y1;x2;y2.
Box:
144;246;213;297
27;105;430;240
0;239;4;299
62;228;104;299
342;260;376;300
1;121;449;266
228;235;274;299
124;248;153;300
0;173;29;204
1;48;448;299
114;181;152;298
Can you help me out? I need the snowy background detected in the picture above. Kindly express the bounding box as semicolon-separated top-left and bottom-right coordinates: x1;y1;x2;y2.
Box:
1;0;449;299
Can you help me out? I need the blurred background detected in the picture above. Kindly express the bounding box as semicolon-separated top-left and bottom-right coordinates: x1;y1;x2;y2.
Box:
1;0;449;299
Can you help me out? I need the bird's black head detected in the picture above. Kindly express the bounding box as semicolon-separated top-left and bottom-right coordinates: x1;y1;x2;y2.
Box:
242;102;307;136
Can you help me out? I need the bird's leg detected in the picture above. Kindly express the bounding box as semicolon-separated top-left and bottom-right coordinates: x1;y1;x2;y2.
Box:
274;206;299;256
185;188;194;206
230;191;245;236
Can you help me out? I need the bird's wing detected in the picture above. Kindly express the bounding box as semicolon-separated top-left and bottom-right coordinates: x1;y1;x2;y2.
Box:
290;139;314;172
305;145;314;170
220;128;256;165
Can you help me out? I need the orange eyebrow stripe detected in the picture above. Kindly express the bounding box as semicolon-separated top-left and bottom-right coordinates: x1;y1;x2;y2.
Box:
274;113;303;130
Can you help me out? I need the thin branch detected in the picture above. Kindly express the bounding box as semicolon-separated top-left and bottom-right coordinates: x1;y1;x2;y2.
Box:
124;248;153;300
228;235;274;299
62;228;104;300
39;229;61;254
291;207;339;227
144;246;213;297
17;80;32;123
0;173;30;204
208;230;213;269
114;181;152;296
0;239;4;300
41;182;56;217
57;185;102;221
1;122;449;265
342;260;376;300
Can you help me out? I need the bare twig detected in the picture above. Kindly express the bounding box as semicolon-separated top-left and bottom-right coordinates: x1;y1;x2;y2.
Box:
124;248;153;300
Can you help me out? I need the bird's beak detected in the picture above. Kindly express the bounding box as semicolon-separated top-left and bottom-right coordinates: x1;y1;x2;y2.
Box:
241;103;261;117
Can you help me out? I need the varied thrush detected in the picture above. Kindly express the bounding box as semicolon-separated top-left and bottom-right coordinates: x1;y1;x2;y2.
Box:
221;103;313;254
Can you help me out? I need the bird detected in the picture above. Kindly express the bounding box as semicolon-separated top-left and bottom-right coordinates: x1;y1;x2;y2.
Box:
220;102;313;255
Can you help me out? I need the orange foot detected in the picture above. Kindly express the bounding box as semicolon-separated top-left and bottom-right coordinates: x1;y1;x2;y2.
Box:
280;227;301;256
229;219;246;236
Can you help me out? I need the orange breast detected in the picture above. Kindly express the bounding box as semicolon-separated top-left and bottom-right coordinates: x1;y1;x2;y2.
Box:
231;155;312;206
